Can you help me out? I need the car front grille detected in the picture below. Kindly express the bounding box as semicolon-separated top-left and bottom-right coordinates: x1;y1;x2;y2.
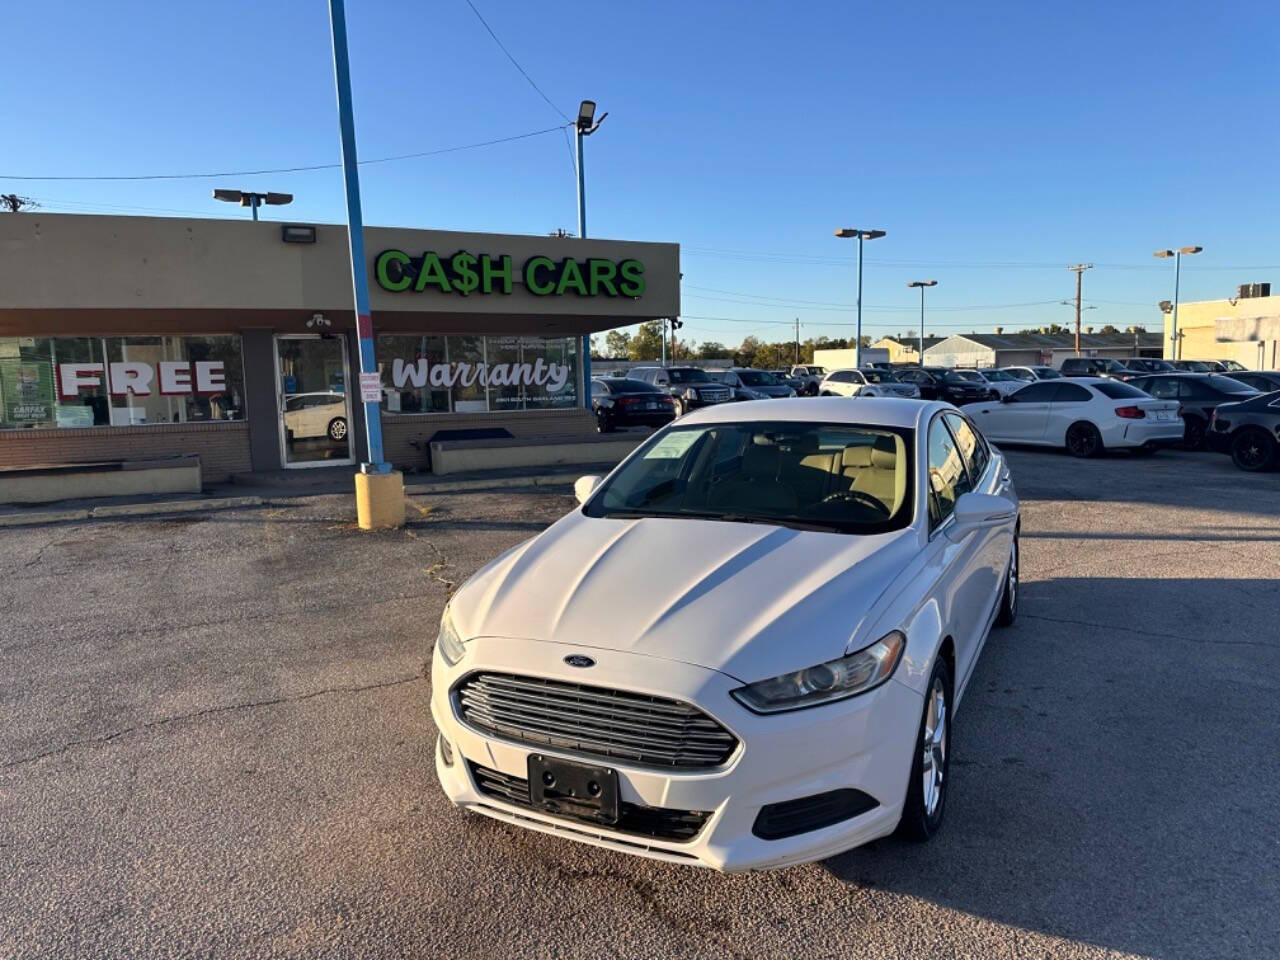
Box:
453;672;739;769
696;386;732;403
468;762;711;842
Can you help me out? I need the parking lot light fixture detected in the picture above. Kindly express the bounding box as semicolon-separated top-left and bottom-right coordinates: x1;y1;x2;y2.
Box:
212;188;294;222
834;228;887;366
1154;245;1202;360
907;280;937;361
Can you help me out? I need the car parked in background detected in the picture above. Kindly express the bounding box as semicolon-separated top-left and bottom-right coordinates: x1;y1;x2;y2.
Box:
431;398;1020;870
1169;360;1226;373
1226;370;1280;394
967;377;1182;457
1207;390;1280;471
282;392;348;442
1059;357;1132;378
769;369;807;393
895;368;994;404
968;368;1024;398
819;368;920;399
710;368;797;400
1121;358;1175;373
1123;373;1262;449
590;378;677;433
788;365;828;395
1002;365;1063;382
630;366;734;416
1217;359;1248;372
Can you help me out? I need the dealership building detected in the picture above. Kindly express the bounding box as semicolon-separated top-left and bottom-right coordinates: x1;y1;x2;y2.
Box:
0;214;679;482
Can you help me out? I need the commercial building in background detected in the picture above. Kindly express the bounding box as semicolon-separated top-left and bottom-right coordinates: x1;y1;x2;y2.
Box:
0;214;679;480
1161;283;1280;369
924;330;1162;369
870;335;945;364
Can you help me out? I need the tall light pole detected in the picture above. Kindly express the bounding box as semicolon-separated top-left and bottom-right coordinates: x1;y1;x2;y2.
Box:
1068;263;1093;356
575;99;607;407
212;189;293;221
1154;246;1202;360
907;280;937;363
834;228;886;367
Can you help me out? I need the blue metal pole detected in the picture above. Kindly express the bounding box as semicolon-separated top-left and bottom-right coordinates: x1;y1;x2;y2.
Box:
855;233;864;368
576;127;591;408
328;0;388;474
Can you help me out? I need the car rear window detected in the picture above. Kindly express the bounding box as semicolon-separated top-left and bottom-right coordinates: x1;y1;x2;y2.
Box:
1209;375;1259;395
607;379;659;394
1093;381;1148;399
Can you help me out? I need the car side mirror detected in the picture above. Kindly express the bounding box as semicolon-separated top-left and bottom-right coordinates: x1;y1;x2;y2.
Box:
947;492;1017;541
574;474;603;504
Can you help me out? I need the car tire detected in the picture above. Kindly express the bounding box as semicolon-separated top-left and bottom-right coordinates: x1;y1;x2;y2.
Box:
1182;415;1207;451
673;398;687;417
897;657;952;842
995;529;1018;627
805;383;819;396
1230;428;1277;472
1065;421;1103;458
327;417;348;442
820;390;834;397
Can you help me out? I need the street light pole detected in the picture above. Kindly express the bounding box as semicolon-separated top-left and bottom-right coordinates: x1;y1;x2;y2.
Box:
212;189;292;220
574;100;607;408
907;280;937;363
834;228;886;367
1155;246;1202;360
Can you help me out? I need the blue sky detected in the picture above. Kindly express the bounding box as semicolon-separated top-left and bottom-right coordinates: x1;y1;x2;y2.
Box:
3;0;1277;347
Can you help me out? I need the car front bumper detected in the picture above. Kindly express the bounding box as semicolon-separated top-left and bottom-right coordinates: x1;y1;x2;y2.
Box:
431;638;922;872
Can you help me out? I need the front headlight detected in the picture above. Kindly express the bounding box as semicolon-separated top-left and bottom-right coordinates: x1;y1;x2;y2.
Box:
435;604;466;666
730;631;905;714
683;387;698;399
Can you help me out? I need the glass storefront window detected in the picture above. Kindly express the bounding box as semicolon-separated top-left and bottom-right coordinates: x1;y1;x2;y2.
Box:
0;335;245;430
374;334;579;414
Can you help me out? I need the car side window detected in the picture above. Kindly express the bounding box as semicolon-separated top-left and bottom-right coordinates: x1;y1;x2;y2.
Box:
927;415;973;530
1054;383;1092;403
1008;382;1058;402
1146;378;1179;400
944;413;989;483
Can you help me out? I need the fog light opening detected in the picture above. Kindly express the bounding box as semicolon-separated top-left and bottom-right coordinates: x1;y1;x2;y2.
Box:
439;734;455;766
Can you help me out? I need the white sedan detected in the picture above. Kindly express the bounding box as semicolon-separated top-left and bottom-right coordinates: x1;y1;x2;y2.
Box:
431;398;1019;871
818;368;921;399
970;368;1025;398
967;377;1181;457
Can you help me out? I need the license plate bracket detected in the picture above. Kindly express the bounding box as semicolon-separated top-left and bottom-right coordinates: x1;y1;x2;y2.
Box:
527;754;620;825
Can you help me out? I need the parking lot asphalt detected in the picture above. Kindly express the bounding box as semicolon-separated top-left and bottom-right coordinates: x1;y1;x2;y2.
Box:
1;446;1277;960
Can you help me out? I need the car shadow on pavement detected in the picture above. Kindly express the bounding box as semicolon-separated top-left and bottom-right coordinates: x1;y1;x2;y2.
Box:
820;574;1278;959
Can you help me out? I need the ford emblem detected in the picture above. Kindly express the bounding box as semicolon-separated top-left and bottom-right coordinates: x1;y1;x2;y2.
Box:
563;654;596;668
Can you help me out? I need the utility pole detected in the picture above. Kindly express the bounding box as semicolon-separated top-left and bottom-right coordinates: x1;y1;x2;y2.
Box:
1068;264;1093;356
794;318;800;365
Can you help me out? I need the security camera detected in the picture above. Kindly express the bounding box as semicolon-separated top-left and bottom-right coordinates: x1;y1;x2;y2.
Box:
306;313;331;329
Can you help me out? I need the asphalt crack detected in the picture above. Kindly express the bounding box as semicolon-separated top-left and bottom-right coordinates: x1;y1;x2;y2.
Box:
1021;612;1276;650
1;673;426;771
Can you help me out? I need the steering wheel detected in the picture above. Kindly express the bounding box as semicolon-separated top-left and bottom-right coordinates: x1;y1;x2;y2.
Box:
821;489;891;516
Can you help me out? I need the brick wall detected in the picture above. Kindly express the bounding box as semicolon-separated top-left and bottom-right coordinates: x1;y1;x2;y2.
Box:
0;422;252;483
382;408;595;470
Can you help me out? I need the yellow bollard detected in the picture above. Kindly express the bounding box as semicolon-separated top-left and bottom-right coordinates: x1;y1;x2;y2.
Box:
355;469;406;531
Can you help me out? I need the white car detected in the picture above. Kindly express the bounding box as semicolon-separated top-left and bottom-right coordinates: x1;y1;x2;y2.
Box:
1001;366;1062;383
282;392;349;442
969;368;1025;398
967;377;1181;457
431;398;1020;872
819;368;921;399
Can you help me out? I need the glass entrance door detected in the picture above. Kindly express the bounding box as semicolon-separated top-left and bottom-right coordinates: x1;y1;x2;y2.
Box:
274;335;354;467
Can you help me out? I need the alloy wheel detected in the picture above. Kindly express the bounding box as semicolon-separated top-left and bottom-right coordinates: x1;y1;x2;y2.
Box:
1232;431;1271;471
328;418;347;441
1066;423;1098;457
921;678;948;817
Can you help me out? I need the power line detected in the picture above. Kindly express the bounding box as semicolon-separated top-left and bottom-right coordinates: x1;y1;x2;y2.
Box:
460;0;571;123
0;125;568;182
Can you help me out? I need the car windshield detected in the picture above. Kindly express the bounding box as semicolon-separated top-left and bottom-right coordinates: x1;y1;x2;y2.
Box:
1034;367;1062;378
1220;360;1246;371
945;371;984;383
862;370;900;383
668;368;711;383
738;371;777;386
1180;361;1210;372
584;421;914;534
800;367;825;376
981;369;1015;381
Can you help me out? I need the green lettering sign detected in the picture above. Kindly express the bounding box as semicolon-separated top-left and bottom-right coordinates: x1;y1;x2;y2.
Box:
524;256;557;296
481;254;513;294
555;258;589;296
375;250;412;292
415;252;452;293
373;250;645;298
618;259;645;297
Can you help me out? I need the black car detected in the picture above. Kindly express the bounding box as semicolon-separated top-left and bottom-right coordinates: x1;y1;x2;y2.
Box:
628;366;734;415
1207;390;1280;471
1225;370;1280;394
1121;358;1176;373
1124;373;1262;449
896;367;996;404
1059;356;1133;378
590;378;676;432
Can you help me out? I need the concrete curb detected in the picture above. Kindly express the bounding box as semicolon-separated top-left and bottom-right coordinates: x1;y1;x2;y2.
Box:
403;472;584;495
0;496;264;527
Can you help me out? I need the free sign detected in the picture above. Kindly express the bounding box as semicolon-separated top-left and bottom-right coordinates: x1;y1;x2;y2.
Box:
57;361;227;397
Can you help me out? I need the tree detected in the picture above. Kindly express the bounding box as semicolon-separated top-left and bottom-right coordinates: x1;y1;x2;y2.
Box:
603;329;632;358
695;341;732;360
626;321;665;361
0;194;38;213
1099;325;1119;334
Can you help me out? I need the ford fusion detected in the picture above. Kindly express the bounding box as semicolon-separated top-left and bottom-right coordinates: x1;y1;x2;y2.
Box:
431;398;1020;871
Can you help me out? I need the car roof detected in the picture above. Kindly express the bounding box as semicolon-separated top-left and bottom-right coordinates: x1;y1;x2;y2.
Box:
677;396;939;430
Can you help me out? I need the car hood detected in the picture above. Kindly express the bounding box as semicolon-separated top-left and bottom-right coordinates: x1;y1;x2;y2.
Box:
449;511;918;683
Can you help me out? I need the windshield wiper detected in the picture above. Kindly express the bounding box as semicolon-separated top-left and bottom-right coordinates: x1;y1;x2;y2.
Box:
714;513;846;533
